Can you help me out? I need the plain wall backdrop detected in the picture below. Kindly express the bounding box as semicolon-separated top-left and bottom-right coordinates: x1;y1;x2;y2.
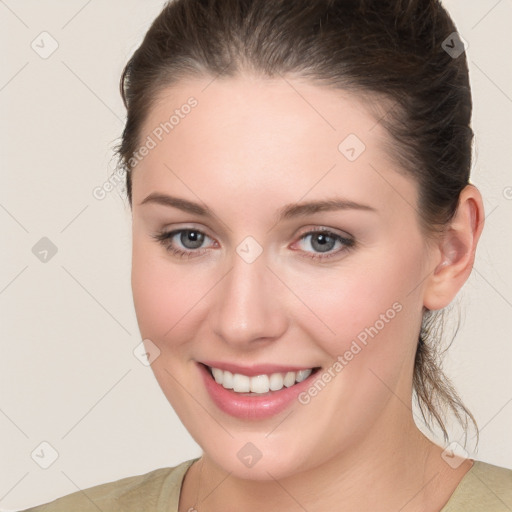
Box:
1;0;511;509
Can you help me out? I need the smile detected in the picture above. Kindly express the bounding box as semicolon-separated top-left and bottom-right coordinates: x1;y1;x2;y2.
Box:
197;362;322;420
208;365;316;394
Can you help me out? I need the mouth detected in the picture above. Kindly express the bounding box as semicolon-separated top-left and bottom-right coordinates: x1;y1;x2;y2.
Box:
201;362;322;396
197;361;323;420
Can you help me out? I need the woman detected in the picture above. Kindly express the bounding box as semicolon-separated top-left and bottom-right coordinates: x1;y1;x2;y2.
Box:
20;0;512;510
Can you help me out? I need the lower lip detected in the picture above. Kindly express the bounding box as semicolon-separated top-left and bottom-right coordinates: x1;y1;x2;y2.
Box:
197;362;320;420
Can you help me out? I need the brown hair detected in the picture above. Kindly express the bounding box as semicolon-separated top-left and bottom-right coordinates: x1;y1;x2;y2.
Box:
117;0;478;449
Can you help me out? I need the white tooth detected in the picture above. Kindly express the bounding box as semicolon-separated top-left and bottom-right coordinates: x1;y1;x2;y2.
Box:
283;371;296;387
211;366;314;393
233;373;251;392
223;370;234;389
269;372;284;391
212;367;223;384
296;369;312;383
250;374;270;393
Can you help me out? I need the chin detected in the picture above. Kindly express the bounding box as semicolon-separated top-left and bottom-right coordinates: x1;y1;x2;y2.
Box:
200;436;319;482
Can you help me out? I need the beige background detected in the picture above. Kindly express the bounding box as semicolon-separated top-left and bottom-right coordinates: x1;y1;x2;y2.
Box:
1;0;511;509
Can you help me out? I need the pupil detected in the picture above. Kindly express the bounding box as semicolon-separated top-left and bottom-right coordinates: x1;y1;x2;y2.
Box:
313;233;334;253
182;230;204;249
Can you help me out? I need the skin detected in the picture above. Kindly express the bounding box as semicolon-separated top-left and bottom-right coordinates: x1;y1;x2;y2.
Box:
130;74;484;512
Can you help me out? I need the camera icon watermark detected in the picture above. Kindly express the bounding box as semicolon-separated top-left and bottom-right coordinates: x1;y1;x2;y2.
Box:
441;32;468;59
441;441;469;469
31;31;59;59
338;133;366;162
31;441;59;469
133;339;161;366
237;442;262;468
32;237;58;263
236;236;263;264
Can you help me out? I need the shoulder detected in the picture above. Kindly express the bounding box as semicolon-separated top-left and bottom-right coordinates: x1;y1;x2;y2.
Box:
441;460;512;511
17;458;198;512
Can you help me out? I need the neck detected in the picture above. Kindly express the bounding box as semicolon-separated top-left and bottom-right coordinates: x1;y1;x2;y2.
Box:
181;408;468;512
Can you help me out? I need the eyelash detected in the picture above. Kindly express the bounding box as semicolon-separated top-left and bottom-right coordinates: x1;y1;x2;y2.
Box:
152;227;356;262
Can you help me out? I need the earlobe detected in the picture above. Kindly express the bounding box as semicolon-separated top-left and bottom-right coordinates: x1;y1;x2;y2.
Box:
423;184;485;311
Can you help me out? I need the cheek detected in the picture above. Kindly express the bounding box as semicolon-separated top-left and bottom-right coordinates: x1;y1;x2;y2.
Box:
285;254;423;438
288;249;423;364
131;240;216;349
132;242;186;340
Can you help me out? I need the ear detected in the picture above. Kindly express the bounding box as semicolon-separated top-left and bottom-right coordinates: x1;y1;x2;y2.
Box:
423;184;485;311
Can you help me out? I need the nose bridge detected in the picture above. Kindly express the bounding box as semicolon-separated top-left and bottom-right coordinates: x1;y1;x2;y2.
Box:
212;248;287;347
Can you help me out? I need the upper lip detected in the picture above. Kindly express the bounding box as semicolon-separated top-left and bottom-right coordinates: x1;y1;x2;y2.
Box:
200;360;318;377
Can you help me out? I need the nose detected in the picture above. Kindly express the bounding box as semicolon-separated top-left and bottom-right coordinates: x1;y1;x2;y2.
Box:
211;251;288;350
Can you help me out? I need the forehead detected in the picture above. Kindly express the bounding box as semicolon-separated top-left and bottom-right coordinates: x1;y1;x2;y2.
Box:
139;74;385;156
132;75;415;217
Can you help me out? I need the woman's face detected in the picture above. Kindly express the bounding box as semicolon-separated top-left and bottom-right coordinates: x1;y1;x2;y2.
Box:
130;75;436;479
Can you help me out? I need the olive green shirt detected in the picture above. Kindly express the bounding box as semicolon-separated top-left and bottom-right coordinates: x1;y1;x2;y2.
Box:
18;458;512;511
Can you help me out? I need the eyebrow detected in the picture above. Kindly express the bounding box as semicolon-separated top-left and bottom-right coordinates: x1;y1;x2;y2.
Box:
140;192;377;221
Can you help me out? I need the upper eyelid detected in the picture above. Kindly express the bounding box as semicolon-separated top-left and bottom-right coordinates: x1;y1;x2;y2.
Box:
164;226;353;248
162;223;353;238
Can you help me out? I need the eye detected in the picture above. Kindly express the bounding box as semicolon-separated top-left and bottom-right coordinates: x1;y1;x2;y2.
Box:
152;228;215;259
293;228;355;261
152;227;355;261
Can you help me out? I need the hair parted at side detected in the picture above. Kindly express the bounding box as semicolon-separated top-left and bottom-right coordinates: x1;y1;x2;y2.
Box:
116;0;479;448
